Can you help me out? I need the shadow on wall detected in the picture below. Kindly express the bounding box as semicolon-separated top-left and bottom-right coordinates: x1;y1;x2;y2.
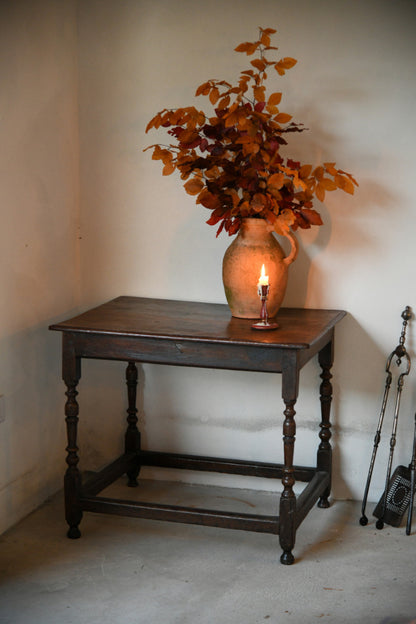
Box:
284;166;398;311
331;309;416;501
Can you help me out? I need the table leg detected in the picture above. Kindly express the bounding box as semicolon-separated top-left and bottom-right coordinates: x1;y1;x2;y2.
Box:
125;361;141;487
317;339;334;508
279;359;299;565
63;376;82;539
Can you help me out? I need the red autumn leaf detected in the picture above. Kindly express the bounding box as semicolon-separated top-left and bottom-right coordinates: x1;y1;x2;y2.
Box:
294;212;311;229
227;218;241;236
206;212;223;226
215;220;225;237
197;189;221;210
206;207;230;226
301;208;323;226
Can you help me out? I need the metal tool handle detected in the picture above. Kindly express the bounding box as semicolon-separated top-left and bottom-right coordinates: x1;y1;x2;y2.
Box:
406;412;416;535
360;306;412;527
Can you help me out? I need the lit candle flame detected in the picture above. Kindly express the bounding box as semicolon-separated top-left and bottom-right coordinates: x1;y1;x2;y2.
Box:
258;264;269;286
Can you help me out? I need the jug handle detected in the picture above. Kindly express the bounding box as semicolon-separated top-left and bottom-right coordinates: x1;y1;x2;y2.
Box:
283;230;299;266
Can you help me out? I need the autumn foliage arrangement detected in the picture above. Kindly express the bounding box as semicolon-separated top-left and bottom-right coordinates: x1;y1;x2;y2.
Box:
145;27;357;238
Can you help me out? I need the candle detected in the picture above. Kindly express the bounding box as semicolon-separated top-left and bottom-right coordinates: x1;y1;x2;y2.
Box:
258;264;269;287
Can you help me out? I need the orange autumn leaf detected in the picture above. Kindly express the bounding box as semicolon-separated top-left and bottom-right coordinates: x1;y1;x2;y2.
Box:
184;178;204;195
279;57;297;69
178;129;199;144
260;32;271;47
242;141;260;156
162;161;175;176
151;145;173;165
268;92;282;107
321;178;338;191
145;27;357;238
251;193;267;212
268;172;285;189
251;58;267;72
273;209;296;235
274;112;292;124
313;166;324;181
195;81;211;97
145;115;158;133
299;164;312;179
335;173;356;194
324;162;338;177
234;41;259;55
316;182;326;202
253;85;266;102
209;87;220;105
217;95;231;110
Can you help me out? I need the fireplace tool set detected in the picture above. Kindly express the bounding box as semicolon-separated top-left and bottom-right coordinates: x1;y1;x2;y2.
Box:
360;306;416;534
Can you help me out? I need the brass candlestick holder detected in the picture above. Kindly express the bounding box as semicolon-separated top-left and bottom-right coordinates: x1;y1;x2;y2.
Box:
251;284;279;330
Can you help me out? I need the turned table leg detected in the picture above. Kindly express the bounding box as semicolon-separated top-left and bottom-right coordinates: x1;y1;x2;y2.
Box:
125;361;141;487
317;339;334;508
279;357;299;565
63;365;82;539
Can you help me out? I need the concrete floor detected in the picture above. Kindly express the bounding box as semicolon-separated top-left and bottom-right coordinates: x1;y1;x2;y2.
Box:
0;479;415;624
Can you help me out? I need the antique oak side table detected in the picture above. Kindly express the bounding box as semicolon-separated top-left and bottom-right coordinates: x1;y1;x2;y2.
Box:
50;296;346;565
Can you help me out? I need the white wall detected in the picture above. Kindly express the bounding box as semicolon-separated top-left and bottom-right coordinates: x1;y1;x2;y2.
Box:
77;0;416;502
0;0;80;533
2;0;415;537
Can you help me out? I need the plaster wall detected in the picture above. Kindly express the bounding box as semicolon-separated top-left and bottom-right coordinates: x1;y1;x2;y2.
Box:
77;0;416;502
0;0;80;533
3;0;415;538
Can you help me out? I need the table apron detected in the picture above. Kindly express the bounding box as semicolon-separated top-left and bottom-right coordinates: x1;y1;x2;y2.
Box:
63;333;305;373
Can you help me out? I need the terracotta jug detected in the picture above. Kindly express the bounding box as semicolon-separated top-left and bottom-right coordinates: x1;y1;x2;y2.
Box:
222;218;298;319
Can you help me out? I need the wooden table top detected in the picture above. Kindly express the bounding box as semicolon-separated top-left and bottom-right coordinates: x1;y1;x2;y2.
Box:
50;296;346;351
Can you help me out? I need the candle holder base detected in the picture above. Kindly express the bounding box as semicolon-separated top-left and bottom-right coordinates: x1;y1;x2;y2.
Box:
251;320;279;331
